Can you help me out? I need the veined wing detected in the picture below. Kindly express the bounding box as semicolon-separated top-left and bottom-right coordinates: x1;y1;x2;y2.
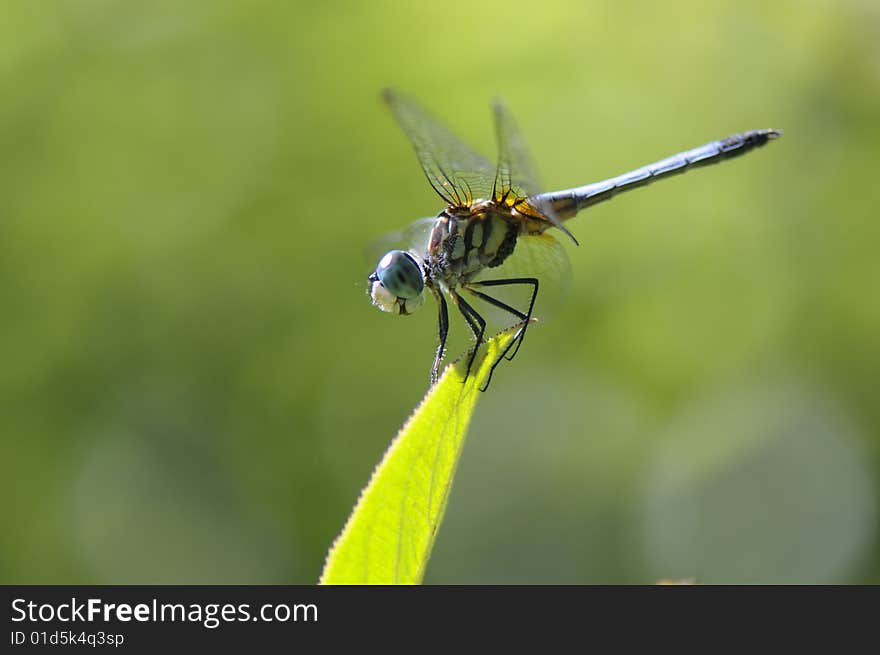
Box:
491;99;578;244
363;216;435;268
491;98;541;202
383;89;496;208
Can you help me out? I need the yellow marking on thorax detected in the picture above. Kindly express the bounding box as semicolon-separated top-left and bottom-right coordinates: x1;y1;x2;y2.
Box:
470;222;483;249
483;214;509;258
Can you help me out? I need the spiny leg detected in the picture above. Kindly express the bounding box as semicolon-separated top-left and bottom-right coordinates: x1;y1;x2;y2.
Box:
430;288;449;385
465;286;526;373
463;281;535;392
465;286;527;323
449;290;486;383
481;319;528;393
468;277;539;361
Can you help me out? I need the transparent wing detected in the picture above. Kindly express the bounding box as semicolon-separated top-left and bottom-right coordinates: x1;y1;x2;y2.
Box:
383;89;497;208
471;232;572;325
491;98;541;200
491;99;579;245
363;216;435;269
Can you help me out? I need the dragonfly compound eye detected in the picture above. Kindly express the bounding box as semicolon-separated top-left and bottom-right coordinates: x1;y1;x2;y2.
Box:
368;250;426;315
376;250;424;299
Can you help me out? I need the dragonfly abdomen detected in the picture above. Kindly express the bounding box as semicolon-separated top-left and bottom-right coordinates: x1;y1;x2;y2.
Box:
538;128;781;219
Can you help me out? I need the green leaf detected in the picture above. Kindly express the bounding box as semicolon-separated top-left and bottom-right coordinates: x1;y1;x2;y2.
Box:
319;323;524;584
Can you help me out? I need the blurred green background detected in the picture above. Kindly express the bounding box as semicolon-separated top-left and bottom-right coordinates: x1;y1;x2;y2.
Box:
1;0;878;584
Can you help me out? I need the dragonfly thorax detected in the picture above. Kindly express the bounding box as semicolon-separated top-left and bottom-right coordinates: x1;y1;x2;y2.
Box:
425;206;519;289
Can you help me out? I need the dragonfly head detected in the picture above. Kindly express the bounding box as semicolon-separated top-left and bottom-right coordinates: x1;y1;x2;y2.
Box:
368;250;426;315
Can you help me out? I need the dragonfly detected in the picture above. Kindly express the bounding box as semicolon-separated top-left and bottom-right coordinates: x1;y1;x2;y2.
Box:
368;89;781;391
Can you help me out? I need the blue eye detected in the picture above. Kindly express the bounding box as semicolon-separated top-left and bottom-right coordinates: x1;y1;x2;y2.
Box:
376;250;424;299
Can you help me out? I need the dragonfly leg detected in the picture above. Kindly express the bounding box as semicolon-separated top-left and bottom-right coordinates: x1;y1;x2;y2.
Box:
431;288;449;386
468;277;539;361
464;278;537;392
449;290;486;383
480;320;527;393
